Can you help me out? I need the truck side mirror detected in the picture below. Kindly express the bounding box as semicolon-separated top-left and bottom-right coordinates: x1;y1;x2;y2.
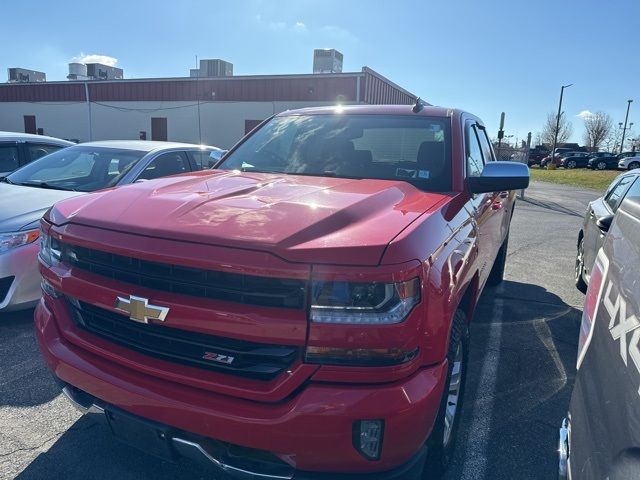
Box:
596;214;614;233
467;161;530;194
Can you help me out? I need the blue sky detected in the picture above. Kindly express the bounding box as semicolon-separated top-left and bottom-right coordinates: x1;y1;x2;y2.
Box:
1;0;638;144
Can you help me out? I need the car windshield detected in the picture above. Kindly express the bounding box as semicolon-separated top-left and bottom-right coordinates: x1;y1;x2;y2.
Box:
5;146;146;192
217;114;452;192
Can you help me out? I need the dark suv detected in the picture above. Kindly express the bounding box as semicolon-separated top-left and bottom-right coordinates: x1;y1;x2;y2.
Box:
587;153;621;170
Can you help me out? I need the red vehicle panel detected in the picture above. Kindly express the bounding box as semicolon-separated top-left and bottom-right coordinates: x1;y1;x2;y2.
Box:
35;104;528;479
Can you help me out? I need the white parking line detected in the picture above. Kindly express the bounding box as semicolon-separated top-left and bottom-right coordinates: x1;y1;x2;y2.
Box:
459;297;504;480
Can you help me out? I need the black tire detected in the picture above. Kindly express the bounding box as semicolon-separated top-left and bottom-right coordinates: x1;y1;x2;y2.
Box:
629;161;640;170
575;236;588;294
487;234;509;286
422;310;469;479
566;160;577;169
597;161;607;170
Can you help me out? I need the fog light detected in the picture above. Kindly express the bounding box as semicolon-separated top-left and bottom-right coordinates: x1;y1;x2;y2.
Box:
41;279;61;298
353;419;384;460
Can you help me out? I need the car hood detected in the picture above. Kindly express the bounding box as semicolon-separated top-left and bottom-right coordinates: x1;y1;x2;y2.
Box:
0;183;83;232
50;170;449;265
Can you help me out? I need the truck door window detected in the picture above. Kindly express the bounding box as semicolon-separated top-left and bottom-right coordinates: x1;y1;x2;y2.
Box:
605;176;634;212
476;126;495;162
466;124;484;177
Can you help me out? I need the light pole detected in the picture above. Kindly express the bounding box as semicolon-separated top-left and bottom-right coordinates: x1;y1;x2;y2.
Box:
550;83;573;169
620;99;633;154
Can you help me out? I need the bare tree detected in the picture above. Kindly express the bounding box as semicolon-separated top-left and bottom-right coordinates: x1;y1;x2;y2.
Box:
602;127;623;153
533;132;543;147
541;112;573;147
583;112;613;151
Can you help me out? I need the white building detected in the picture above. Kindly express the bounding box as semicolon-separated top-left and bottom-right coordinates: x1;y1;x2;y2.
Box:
0;67;416;149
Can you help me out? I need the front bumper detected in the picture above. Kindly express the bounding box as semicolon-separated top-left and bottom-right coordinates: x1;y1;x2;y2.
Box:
0;241;40;311
35;298;446;476
57;382;428;480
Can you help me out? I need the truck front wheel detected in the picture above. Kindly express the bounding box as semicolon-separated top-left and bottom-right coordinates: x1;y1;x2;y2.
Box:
421;309;469;479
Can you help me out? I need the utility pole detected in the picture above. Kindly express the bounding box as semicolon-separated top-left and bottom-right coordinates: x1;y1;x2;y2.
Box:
620;99;633;154
550;84;573;169
195;55;203;144
497;112;505;160
520;132;531;200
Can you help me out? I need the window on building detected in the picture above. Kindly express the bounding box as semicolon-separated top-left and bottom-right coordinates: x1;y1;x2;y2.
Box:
151;117;168;141
23;115;36;134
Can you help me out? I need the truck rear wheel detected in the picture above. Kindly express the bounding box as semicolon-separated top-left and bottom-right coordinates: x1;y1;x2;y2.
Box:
421;309;469;479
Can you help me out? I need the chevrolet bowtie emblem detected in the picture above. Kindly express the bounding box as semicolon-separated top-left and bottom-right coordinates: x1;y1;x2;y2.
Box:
114;295;169;324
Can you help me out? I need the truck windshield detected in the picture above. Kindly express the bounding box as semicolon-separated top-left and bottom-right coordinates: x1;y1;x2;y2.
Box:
218;114;452;192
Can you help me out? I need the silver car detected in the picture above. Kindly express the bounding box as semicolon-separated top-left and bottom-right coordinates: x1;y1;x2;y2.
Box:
0;140;221;311
0;131;74;177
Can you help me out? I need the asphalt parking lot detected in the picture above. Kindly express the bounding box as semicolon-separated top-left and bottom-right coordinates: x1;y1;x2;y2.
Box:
0;181;599;480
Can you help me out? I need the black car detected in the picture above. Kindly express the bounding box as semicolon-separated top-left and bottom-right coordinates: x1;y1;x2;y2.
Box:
560;152;592;169
575;171;639;293
560;177;640;479
587;153;620;170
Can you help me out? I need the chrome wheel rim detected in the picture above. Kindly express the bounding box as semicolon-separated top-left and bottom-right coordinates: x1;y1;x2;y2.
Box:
575;240;584;283
598;162;606;170
443;341;463;446
568;161;576;168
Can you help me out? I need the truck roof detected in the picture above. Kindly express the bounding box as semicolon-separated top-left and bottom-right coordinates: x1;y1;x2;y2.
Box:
278;104;460;118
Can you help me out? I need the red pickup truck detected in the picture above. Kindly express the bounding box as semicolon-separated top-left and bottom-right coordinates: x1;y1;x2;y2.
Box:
35;105;528;479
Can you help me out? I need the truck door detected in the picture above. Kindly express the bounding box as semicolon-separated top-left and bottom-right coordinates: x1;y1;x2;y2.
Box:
464;121;500;286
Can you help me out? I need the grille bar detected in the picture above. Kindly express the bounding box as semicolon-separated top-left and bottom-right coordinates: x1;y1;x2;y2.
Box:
62;243;307;309
68;299;299;380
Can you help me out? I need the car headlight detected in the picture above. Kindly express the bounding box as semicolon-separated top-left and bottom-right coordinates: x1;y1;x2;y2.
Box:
0;229;40;254
39;230;62;265
310;278;420;324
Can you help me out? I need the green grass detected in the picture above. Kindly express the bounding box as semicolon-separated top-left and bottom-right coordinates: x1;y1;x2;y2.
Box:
529;167;621;192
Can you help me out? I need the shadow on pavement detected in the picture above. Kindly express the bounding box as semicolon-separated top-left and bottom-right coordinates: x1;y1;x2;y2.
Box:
447;280;581;480
14;416;213;480
521;197;585;218
0;308;61;407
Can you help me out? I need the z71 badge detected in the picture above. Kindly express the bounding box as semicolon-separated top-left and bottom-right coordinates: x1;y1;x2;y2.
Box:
202;352;235;365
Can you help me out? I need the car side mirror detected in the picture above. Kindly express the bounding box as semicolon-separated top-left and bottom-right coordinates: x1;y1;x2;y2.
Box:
596;214;614;233
467;161;530;194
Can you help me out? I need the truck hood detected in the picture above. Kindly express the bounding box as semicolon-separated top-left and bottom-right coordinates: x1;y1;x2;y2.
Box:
0;183;83;232
50;171;449;265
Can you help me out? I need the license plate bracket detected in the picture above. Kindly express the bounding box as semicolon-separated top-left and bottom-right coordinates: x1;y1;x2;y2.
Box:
105;407;174;461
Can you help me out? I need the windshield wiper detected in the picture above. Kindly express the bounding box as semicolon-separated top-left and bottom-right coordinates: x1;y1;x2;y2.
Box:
19;181;77;192
0;177;15;185
240;167;279;174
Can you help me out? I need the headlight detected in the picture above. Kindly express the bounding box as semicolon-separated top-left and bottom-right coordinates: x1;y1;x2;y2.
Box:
0;229;40;254
310;278;420;324
39;230;62;266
